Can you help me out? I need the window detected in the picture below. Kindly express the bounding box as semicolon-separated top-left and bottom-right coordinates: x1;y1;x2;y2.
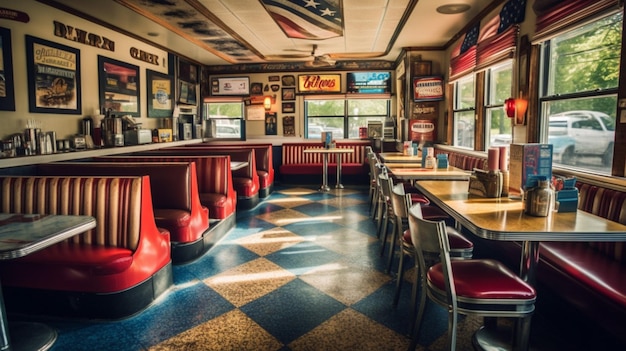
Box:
452;75;476;149
305;98;390;139
204;101;244;139
485;61;513;148
539;11;622;174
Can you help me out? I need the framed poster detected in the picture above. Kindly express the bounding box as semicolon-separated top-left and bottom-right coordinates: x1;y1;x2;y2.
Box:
413;76;444;102
0;27;15;111
26;35;81;114
146;69;173;117
98;55;140;116
265;112;277;135
282;87;295;101
283;116;295;136
282;102;295;113
281;75;295;86
250;82;263;95
178;80;197;105
211;77;249;96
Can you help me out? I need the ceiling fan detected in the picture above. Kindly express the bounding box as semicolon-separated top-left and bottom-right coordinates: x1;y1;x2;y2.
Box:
265;44;336;67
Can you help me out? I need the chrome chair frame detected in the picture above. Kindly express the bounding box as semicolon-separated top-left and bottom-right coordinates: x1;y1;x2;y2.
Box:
407;206;536;351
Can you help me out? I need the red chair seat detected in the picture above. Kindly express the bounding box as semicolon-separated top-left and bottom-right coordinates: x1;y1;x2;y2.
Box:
428;259;536;300
420;205;448;220
410;193;430;205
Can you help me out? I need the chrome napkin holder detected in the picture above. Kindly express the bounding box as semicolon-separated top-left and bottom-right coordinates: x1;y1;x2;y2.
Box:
468;168;502;198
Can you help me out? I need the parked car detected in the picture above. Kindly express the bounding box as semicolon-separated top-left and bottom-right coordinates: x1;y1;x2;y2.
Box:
548;110;615;165
216;125;240;138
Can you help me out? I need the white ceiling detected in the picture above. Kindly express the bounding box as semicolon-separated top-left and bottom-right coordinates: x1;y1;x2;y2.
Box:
52;0;494;66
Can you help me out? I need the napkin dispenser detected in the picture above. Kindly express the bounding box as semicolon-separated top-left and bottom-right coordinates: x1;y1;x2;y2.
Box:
468;168;502;198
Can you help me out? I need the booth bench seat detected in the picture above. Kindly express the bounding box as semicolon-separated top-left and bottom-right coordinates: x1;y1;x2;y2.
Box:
0;175;172;319
181;142;274;198
37;161;211;264
280;141;370;184
136;148;260;210
96;155;237;221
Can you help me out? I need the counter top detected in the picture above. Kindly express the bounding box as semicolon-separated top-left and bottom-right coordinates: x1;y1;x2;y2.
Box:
0;139;202;169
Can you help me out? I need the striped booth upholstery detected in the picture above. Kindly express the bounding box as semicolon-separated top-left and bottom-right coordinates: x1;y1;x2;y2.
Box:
37;162;211;264
97;155;237;219
435;149;487;171
0;175;172;318
179;143;275;198
280;141;370;177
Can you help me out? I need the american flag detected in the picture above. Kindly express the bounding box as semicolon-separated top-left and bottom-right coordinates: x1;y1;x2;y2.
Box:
479;0;526;42
261;0;343;40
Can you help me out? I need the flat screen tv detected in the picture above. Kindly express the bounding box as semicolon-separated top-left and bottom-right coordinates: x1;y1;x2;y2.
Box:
347;72;391;94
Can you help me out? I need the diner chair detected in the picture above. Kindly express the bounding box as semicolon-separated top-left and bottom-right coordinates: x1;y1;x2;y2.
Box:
378;171;430;273
367;150;381;218
391;184;473;318
407;205;536;351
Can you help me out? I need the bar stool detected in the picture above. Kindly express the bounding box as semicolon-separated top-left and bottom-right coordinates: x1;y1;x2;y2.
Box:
407;205;536;351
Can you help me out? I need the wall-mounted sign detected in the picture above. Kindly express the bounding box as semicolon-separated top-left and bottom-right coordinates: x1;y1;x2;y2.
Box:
347;71;391;94
412;102;438;119
53;20;114;52
211;77;250;96
298;74;341;93
130;47;159;65
409;119;436;142
0;7;29;22
413;76;444;102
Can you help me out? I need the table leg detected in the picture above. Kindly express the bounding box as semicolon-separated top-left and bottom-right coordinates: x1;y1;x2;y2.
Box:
0;281;56;351
335;153;344;189
520;241;540;285
319;153;330;192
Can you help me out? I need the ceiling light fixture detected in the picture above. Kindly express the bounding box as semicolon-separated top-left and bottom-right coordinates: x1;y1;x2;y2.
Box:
436;4;471;15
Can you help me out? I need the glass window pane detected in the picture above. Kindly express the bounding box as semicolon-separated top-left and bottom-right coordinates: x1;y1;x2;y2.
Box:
306;100;345;117
487;62;512;105
455;76;475;110
205;102;243;139
348;99;388;115
544;97;616;173
454;111;475;149
307;117;344;139
487;107;512;147
546;12;622;96
348;116;385;139
206;102;243;118
486;62;513;148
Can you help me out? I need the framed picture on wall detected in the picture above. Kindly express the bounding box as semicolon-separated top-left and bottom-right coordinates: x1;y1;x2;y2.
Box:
26;35;81;114
0;27;15;111
146;69;173;117
98;55;140;116
282;102;295;113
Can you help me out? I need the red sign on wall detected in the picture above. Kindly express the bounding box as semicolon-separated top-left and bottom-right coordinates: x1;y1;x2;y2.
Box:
298;74;341;93
413;76;444;101
409;119;436;142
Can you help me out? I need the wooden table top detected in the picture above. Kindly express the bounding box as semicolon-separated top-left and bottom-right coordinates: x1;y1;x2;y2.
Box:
386;165;470;181
378;152;422;163
415;180;626;242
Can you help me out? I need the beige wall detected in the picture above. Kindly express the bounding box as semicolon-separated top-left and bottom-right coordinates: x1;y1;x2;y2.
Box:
1;0;170;141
